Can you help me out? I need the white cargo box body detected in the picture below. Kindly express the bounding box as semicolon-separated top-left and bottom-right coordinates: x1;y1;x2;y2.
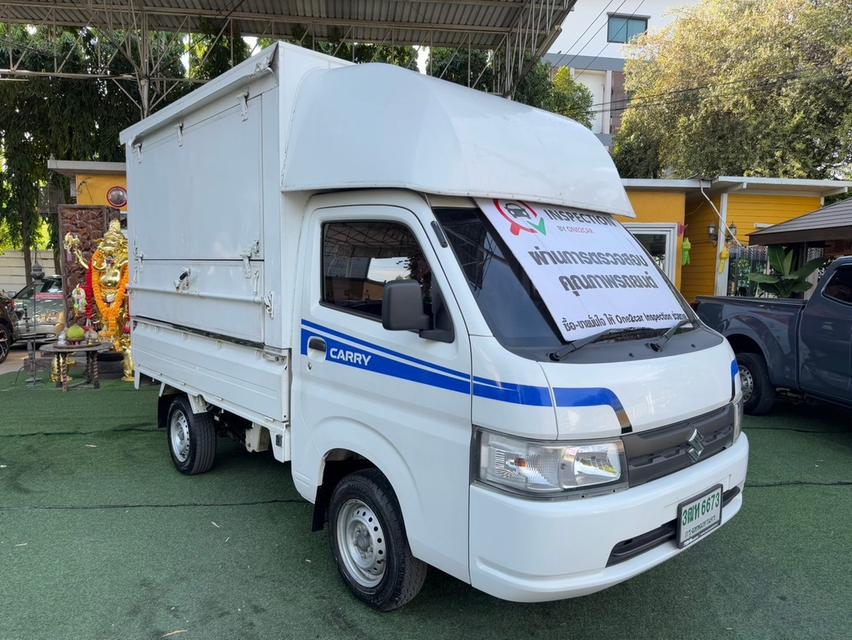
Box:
123;45;349;427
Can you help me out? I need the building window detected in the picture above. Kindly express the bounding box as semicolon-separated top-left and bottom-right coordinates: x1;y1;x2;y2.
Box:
607;15;648;43
322;220;431;320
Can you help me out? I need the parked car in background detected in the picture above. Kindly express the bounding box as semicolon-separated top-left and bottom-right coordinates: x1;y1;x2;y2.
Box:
12;275;64;339
696;256;852;414
0;290;16;363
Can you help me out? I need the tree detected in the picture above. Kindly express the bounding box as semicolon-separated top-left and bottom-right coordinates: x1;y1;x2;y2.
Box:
427;47;492;91
612;0;852;179
426;50;593;126
0;24;187;280
188;20;252;80
292;26;418;70
543;67;594;127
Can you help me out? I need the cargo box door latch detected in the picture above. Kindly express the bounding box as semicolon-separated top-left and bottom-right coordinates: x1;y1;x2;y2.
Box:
240;240;260;279
263;291;274;318
133;247;144;276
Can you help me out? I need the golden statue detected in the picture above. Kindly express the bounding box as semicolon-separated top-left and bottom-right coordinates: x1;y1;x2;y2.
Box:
65;220;134;381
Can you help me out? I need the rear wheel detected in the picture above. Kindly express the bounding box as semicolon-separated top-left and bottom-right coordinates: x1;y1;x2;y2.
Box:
328;469;427;611
0;323;10;364
167;396;217;474
737;351;775;415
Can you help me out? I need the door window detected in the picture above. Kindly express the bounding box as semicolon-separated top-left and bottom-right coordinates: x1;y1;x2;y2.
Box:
823;266;852;304
322;221;431;320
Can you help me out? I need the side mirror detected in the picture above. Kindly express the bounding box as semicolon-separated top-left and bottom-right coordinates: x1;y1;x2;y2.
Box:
382;280;430;331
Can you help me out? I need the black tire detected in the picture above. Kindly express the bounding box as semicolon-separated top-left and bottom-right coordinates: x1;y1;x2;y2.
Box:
737;351;775;415
0;323;10;364
328;469;427;611
166;396;217;475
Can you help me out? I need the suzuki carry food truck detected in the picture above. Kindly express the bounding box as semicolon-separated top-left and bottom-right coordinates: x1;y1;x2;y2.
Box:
121;43;749;610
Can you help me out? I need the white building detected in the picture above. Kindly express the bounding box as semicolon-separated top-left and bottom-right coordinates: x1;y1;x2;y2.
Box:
546;0;700;146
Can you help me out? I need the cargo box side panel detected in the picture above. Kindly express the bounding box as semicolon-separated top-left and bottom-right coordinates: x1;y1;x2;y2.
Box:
133;260;265;343
131;95;264;261
134;320;288;424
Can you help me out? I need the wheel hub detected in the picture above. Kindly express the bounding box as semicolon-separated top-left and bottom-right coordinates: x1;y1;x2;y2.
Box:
336;499;387;587
169;410;191;463
739;364;754;404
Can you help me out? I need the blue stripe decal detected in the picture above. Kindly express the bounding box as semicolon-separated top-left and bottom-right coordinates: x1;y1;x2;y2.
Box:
300;320;625;413
301;328;470;395
302;319;469;380
552;387;623;411
553;387;632;433
473;381;552;406
731;360;739;379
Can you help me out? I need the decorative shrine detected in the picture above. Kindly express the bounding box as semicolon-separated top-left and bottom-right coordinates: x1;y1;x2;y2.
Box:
64;219;133;381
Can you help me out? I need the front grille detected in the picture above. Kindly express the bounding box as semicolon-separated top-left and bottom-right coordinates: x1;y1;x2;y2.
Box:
606;486;740;566
622;404;735;487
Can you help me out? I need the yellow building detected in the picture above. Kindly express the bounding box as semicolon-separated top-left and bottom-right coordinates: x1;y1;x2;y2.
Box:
622;177;851;302
47;160;128;212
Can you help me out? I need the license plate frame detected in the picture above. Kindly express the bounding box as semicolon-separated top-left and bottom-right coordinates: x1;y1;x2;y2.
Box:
676;484;723;548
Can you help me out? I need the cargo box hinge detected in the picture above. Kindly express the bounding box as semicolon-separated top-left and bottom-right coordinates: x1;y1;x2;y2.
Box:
263;291;274;318
238;92;249;121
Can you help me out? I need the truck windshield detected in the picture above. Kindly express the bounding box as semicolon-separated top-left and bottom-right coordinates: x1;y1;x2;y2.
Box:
434;206;694;358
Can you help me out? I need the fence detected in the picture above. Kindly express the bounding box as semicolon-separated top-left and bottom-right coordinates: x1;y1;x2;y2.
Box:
0;250;56;295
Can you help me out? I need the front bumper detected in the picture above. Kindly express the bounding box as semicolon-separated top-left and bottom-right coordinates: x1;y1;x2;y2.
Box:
469;433;749;602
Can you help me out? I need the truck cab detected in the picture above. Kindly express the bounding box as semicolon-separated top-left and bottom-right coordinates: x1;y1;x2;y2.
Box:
121;43;749;610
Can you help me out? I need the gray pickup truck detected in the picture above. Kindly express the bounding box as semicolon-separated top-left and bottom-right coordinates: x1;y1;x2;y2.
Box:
696;257;852;414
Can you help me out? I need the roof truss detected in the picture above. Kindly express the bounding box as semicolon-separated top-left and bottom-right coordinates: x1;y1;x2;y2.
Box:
0;0;574;114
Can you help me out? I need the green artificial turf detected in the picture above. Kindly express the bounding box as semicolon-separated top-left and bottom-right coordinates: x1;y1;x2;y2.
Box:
0;372;849;640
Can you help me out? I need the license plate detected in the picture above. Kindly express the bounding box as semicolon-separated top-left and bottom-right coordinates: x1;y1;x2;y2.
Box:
677;484;723;548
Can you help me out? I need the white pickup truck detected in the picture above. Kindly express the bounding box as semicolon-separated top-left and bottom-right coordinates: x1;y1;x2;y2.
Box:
120;43;748;610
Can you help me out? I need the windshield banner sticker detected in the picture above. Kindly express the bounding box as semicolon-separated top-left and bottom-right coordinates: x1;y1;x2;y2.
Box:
476;198;688;341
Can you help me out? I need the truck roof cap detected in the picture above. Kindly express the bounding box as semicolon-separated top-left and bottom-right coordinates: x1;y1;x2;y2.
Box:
282;61;633;216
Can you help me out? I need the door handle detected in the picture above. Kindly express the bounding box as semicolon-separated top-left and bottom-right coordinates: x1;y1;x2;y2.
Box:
308;337;326;352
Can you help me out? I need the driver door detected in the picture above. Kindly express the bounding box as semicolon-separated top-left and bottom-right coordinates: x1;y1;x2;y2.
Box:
292;203;473;581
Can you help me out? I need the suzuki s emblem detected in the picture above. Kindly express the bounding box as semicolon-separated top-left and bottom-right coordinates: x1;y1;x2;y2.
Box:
687;429;706;462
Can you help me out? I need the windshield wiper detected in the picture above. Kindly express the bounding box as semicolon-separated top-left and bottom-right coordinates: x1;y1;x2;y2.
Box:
549;327;656;361
650;319;695;350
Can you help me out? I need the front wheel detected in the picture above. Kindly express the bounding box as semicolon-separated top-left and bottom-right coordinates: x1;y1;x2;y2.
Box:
737;351;775;415
167;396;217;474
328;469;427;611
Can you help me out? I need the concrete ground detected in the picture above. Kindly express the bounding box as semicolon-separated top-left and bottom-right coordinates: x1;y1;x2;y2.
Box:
0;371;849;640
0;344;29;376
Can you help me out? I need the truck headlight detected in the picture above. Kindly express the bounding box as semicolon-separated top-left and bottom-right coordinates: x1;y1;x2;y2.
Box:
733;394;744;442
476;430;626;497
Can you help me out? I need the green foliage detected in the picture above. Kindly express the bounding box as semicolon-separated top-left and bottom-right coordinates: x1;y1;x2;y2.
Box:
612;126;664;178
748;246;826;298
426;47;491;89
188;20;252;80
426;50;593;126
612;0;852;179
0;23;187;268
543;67;593;127
292;26;418;70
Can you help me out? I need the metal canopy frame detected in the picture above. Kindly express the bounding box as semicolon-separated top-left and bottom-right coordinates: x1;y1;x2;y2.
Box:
0;0;574;115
